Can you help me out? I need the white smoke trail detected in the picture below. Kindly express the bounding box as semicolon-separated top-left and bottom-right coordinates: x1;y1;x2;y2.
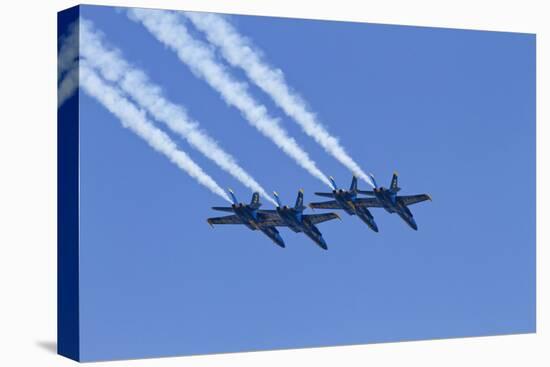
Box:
128;9;332;188
79;62;232;203
58;66;78;108
79;19;277;206
185;12;375;188
58;21;78;80
58;22;79;107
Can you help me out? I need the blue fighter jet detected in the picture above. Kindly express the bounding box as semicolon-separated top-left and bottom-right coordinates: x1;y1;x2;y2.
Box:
357;172;432;230
272;189;340;250
207;190;286;248
309;176;379;232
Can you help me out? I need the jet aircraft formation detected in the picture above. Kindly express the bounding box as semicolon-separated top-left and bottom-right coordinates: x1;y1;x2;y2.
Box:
207;173;431;250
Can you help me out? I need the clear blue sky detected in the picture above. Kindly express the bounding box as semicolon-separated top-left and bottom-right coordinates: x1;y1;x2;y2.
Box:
76;5;535;361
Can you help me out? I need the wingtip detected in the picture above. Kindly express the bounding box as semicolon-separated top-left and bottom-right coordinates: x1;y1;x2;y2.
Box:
207;219;213;228
299;188;304;193
335;213;341;220
393;171;399;176
427;194;432;201
227;187;234;193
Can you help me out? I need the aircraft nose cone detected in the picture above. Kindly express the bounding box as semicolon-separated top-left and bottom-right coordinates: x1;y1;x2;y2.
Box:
317;238;328;250
275;236;286;248
371;223;379;232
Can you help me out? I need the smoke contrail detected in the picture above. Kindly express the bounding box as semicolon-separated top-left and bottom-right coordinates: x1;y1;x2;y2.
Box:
79;19;277;206
58;66;78;108
184;12;375;188
58;21;78;79
79;62;232;203
128;9;332;188
58;22;79;107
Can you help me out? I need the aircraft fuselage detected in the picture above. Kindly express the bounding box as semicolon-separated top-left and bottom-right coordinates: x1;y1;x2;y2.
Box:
332;190;378;232
231;204;260;230
373;188;417;230
275;206;327;249
332;190;359;215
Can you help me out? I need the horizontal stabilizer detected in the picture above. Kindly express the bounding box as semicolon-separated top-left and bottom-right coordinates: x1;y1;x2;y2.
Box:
357;190;375;196
212;206;234;212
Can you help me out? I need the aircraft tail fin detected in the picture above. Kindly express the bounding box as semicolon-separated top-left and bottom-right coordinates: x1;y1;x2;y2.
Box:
249;192;261;208
369;173;378;188
228;189;239;205
273;191;282;207
349;175;358;192
295;189;306;212
390;172;401;192
329;176;338;190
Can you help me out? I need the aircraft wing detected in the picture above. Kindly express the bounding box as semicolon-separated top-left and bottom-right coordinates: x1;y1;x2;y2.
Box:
354;198;383;207
308;200;341;209
399;194;431;206
305;213;340;225
207;215;243;225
